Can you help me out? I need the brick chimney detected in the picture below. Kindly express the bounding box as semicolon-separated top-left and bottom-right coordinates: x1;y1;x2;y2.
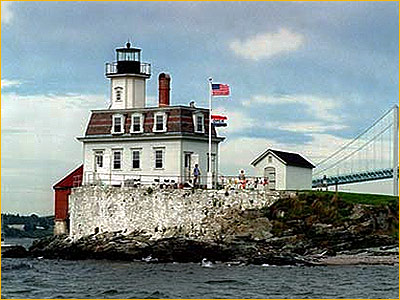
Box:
158;73;171;107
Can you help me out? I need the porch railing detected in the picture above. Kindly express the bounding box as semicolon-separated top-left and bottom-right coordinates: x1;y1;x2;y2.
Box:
75;171;274;190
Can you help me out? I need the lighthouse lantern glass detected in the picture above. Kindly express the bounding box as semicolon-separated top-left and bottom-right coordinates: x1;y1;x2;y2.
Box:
126;52;134;61
116;49;140;62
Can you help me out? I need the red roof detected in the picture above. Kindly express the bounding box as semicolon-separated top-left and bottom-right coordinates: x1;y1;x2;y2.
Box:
84;106;218;137
53;165;83;189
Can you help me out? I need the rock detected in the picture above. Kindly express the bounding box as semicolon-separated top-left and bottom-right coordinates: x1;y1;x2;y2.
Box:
14;191;399;266
2;246;29;258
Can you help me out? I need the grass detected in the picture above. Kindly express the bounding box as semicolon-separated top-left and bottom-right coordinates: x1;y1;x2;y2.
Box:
300;190;398;206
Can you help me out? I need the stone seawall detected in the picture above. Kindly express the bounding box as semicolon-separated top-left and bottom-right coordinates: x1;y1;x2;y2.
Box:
69;186;286;239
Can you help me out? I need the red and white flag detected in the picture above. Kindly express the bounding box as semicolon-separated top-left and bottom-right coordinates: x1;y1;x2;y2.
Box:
211;115;228;121
211;115;228;127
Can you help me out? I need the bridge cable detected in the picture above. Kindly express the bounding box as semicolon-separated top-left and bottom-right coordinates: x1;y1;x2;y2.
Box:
315;106;395;167
314;123;393;176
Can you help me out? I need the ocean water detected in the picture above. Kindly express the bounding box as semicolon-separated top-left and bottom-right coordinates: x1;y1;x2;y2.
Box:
2;257;398;299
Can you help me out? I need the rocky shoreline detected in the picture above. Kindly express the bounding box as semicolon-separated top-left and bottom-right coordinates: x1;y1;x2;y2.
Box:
2;233;398;266
3;191;398;266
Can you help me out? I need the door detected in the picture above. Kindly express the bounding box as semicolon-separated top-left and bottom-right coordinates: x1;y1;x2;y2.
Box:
264;167;276;190
184;153;192;182
94;151;104;182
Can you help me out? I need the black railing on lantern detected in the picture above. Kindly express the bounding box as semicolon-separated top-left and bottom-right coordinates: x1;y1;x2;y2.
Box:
105;62;151;76
77;172;275;190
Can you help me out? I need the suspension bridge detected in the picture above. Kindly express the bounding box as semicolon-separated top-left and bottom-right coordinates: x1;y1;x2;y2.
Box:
312;105;399;196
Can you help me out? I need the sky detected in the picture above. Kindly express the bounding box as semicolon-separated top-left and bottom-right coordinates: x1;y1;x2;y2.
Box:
1;1;398;215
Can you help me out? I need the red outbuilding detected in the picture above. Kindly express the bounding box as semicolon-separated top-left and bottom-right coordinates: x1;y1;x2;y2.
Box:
53;165;83;235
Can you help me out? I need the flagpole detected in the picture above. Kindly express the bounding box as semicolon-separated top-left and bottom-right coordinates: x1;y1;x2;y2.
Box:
207;77;213;189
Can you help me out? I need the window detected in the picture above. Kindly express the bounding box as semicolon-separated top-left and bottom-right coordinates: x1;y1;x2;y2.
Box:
113;150;122;170
132;116;141;132
155;149;164;169
156;115;164;131
268;155;272;163
114;87;123;102
114;117;122;132
132;150;140;169
130;114;143;133
112;114;124;134
193;113;205;133
153;113;167;132
95;151;103;168
185;153;191;168
196;115;204;132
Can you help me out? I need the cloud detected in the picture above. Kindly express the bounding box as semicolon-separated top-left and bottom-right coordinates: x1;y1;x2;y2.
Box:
268;121;347;133
229;28;304;60
242;94;342;123
1;79;21;89
1;92;106;141
1;92;106;215
213;106;256;133
1;2;14;25
214;93;351;174
214;93;346;143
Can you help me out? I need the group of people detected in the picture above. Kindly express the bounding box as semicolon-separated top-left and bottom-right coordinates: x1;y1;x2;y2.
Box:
192;166;265;190
233;171;271;190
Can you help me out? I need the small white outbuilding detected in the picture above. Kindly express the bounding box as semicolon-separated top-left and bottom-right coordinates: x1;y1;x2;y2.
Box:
250;149;315;191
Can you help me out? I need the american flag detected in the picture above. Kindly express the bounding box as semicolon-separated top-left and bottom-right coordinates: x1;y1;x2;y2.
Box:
212;83;230;96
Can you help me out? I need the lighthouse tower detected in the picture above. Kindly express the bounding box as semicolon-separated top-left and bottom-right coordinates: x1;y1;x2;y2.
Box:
105;42;151;109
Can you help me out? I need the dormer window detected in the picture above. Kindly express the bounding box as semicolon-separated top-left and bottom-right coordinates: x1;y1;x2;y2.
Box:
130;113;144;133
196;115;204;132
153;112;167;132
132;116;141;131
114;118;122;132
193;112;205;133
114;87;123;102
112;114;125;134
156;115;163;130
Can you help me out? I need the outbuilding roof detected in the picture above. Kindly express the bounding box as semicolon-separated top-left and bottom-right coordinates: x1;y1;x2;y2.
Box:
251;149;315;169
53;165;83;189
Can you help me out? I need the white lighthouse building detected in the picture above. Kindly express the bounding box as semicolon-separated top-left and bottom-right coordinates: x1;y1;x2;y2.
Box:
77;42;225;187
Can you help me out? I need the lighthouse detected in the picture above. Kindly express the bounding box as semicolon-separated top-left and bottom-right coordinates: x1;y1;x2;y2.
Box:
54;41;225;235
105;42;151;109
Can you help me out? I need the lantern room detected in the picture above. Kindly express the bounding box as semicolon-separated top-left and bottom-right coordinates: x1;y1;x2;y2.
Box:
105;42;151;77
115;42;142;74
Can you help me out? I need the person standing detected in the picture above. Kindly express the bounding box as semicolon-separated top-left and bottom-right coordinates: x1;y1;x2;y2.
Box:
193;164;201;187
238;169;246;189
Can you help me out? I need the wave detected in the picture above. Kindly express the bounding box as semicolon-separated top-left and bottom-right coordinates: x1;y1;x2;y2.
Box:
2;262;33;271
204;279;242;284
